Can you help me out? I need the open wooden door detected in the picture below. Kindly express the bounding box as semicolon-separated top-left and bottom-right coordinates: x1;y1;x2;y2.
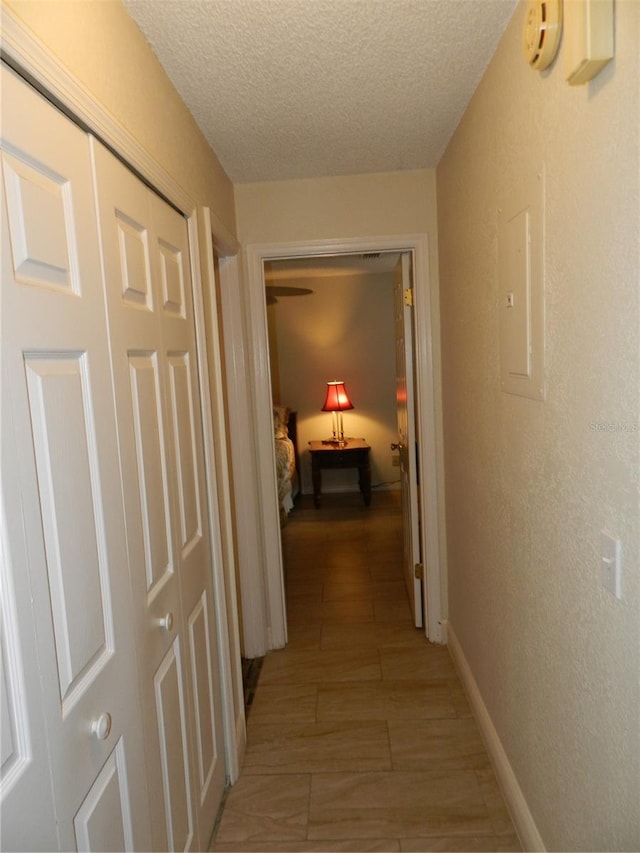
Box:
393;253;423;628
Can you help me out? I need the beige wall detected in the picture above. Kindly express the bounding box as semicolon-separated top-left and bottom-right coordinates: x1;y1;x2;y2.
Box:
235;169;437;245
271;272;398;495
4;0;236;237
437;2;640;850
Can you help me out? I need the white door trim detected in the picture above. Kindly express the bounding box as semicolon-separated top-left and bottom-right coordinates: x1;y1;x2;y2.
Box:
245;234;444;644
190;211;246;783
1;7;242;776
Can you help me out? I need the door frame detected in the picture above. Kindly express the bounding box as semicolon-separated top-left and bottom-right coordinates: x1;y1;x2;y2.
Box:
1;8;244;781
244;233;444;644
195;211;247;778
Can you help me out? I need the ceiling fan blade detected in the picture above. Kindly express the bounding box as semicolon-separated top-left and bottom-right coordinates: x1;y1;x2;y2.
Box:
265;285;313;298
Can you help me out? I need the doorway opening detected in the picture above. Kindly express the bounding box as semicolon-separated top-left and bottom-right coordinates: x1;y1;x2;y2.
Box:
243;235;443;652
263;251;422;626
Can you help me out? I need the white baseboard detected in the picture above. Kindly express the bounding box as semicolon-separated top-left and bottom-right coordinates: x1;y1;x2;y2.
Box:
439;618;449;644
447;623;546;853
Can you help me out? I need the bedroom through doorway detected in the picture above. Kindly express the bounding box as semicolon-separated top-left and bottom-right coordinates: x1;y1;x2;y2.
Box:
262;250;422;630
243;234;443;657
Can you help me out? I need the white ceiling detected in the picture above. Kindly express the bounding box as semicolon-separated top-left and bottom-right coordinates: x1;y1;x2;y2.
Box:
123;0;517;184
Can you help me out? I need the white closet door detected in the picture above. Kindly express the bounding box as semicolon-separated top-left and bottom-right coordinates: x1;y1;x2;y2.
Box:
91;141;226;852
150;191;227;844
0;66;152;852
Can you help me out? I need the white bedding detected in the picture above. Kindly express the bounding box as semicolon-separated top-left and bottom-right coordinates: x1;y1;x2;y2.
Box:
275;434;296;514
273;405;297;517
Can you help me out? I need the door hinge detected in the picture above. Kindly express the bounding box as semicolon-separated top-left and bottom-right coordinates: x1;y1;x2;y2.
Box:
403;288;414;307
414;562;424;580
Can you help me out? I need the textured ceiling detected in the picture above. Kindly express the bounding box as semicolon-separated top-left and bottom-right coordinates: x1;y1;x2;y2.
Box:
124;0;517;184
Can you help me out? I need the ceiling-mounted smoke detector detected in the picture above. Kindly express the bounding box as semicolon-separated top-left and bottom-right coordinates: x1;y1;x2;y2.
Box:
523;0;562;71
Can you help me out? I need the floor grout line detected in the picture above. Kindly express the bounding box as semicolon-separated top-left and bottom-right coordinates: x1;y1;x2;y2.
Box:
216;492;521;852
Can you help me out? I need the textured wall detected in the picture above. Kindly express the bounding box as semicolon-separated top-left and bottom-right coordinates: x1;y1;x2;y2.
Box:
5;0;236;237
235;169;436;244
437;3;639;850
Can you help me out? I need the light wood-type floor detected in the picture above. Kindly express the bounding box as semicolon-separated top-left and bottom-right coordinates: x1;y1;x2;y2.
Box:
211;491;521;852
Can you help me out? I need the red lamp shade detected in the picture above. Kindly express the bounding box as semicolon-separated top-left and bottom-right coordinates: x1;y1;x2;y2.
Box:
321;380;354;412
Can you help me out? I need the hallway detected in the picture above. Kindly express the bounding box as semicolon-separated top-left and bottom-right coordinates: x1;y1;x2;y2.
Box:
211;492;520;852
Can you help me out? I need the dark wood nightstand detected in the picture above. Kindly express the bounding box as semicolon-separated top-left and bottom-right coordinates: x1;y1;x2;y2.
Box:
308;439;371;508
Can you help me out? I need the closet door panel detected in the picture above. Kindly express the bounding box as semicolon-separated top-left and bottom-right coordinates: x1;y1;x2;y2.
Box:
158;235;186;317
73;740;133;851
92;142;190;850
1;66;152;852
2;151;78;294
155;640;195;852
93;140;225;850
167;351;202;556
23;354;111;701
117;211;154;310
0;462;57;851
150;193;226;835
187;592;218;798
93;142;226;848
128;352;174;597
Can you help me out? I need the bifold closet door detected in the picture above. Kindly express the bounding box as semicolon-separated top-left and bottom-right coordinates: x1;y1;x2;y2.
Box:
91;140;226;851
0;66;152;851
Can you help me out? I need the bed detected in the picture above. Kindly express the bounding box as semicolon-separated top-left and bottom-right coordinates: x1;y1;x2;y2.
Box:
273;405;299;524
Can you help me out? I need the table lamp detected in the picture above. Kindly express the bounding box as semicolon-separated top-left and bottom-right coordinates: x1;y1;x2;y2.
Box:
321;380;354;446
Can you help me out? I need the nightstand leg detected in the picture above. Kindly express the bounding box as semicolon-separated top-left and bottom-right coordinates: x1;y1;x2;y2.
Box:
312;460;321;508
359;461;372;506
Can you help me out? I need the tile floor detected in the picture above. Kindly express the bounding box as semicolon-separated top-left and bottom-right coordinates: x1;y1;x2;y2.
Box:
211;491;521;852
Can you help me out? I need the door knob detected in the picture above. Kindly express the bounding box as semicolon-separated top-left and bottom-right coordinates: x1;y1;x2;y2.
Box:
91;712;112;741
157;612;174;631
390;443;400;451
